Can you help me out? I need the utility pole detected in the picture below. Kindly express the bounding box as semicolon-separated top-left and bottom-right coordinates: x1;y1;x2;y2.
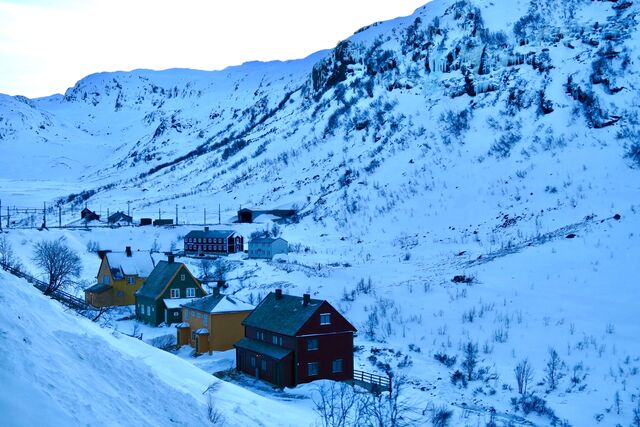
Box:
7;206;10;228
43;202;47;229
158;207;161;220
218;204;221;225
127;201;131;217
204;208;207;226
58;206;62;228
175;204;178;225
0;199;2;231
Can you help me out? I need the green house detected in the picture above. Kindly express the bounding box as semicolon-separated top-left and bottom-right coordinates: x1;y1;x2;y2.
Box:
135;257;207;326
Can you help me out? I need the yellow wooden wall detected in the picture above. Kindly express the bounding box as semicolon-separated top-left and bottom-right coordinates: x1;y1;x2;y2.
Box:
210;311;251;351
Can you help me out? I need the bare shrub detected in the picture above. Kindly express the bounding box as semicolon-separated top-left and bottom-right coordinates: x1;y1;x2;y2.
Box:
514;359;534;394
545;348;564;391
461;341;478;381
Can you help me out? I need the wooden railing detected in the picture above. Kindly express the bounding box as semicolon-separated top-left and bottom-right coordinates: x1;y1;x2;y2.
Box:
1;261;99;315
353;369;392;393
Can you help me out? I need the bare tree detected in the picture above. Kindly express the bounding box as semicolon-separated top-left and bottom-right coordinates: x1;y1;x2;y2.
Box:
461;341;478;382
545;347;564;391
614;390;622;415
514;359;534;395
632;399;640;427
0;234;15;267
199;258;213;279
361;375;422;427
312;381;359;427
33;237;82;295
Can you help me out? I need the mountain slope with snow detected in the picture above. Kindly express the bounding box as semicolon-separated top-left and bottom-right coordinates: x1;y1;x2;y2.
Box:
1;0;640;425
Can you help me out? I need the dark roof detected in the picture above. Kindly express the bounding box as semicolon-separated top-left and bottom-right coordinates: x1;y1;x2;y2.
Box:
184;229;236;239
234;337;292;360
84;284;112;294
249;237;287;244
108;211;132;222
135;261;183;299
242;292;323;336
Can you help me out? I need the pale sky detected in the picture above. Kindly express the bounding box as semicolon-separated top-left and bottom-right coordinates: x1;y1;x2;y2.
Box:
0;0;428;98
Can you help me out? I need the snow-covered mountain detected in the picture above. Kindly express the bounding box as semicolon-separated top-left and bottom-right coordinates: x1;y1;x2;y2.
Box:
2;0;640;425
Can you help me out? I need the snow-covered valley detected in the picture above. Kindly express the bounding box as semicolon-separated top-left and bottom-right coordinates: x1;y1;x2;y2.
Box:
1;0;640;425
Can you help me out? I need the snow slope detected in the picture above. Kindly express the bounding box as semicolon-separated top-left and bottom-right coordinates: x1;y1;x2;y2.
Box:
0;270;314;427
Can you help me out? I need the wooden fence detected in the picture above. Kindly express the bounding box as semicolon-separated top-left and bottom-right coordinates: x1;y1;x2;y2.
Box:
1;262;101;317
353;369;392;394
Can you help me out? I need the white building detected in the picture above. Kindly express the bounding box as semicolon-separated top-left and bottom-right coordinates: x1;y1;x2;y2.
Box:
248;237;288;259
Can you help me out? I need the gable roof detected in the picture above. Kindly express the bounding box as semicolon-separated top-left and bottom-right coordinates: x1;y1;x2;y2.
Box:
249;237;287;244
242;292;325;336
183;294;254;314
105;251;154;279
184;229;237;239
136;261;200;299
108;211;133;222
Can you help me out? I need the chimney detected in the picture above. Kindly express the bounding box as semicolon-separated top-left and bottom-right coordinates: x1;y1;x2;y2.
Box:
97;250;111;259
275;289;283;300
303;293;310;306
125;246;132;257
213;286;221;297
167;253;175;264
204;226;209;232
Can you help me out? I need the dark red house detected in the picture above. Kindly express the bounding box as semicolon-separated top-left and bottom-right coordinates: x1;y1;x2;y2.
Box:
234;289;356;388
81;207;100;222
184;227;243;256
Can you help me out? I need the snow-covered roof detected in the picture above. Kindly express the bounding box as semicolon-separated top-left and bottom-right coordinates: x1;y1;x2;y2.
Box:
106;251;154;278
183;294;254;314
163;298;197;309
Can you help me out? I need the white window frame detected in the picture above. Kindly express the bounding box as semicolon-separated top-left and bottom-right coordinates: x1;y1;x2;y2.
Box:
180;274;186;281
185;310;189;320
170;288;180;298
146;306;150;316
320;313;331;325
102;275;110;285
203;315;208;326
307;338;319;351
127;276;135;285
186;288;195;298
308;362;319;376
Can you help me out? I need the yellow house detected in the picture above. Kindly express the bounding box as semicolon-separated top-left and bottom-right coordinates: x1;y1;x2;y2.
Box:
176;289;254;354
85;247;155;307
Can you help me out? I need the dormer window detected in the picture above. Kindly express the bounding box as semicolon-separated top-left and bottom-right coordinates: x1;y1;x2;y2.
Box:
320;313;331;325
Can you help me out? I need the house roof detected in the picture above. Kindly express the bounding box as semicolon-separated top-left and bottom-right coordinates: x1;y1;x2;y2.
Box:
84;283;112;294
184;229;237;239
242;292;324;336
105;251;155;279
108;211;132;222
135;261;184;299
234;337;293;360
183;294;254;314
249;237;287;244
163;298;197;309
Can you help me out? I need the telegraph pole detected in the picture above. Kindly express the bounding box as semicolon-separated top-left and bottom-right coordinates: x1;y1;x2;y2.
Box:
127;201;131;216
204;208;207;226
43;202;47;229
58;206;62;228
0;199;2;231
218;204;221;225
175;204;178;225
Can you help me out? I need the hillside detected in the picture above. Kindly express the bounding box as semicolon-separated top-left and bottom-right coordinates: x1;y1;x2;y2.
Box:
0;270;314;427
1;0;640;425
